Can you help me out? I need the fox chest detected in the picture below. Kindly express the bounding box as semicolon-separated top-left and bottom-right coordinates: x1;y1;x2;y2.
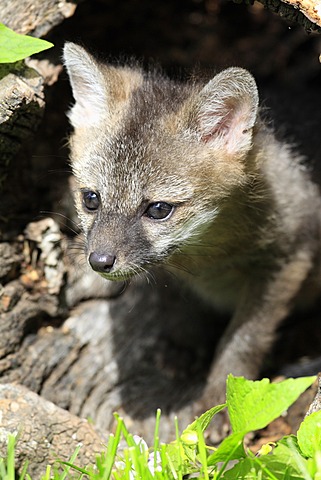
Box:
168;257;252;313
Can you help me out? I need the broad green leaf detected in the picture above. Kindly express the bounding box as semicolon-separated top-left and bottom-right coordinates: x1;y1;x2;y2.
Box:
222;456;266;480
181;403;227;436
227;375;316;434
0;23;53;63
263;441;310;479
207;431;246;466
162;407;226;478
277;436;311;479
223;442;309;480
163;406;227;477
163;442;194;477
297;410;321;458
277;434;300;451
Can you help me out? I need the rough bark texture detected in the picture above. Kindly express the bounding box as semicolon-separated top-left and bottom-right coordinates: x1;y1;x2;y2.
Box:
0;0;72;196
244;0;321;32
0;384;106;478
280;0;321;28
306;374;321;416
1;0;78;37
0;63;45;192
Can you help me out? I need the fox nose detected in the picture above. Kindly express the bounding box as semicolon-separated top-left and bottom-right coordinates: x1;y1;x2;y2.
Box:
88;251;116;273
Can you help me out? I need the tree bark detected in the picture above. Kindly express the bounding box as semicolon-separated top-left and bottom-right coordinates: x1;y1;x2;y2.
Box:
1;0;78;37
0;63;45;193
235;0;321;32
281;0;321;28
0;384;105;478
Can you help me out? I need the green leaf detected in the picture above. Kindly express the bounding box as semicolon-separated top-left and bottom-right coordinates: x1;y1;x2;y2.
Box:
227;375;316;434
182;403;227;436
297;410;321;458
162;406;226;478
207;431;246;466
163;442;193;477
161;406;226;478
222;456;267;480
0;23;53;63
223;441;309;480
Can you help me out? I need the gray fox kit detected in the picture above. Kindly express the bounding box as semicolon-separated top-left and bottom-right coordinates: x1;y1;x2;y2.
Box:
63;42;321;409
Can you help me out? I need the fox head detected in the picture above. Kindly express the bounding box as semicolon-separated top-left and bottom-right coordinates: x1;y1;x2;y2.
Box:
63;42;259;281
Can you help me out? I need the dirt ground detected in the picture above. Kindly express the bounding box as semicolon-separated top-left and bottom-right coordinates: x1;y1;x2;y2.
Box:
1;0;321;474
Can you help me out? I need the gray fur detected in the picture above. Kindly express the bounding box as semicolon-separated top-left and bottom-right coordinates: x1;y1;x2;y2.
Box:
63;42;321;407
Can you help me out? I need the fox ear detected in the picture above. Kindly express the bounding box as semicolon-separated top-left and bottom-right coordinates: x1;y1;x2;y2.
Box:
194;68;259;157
63;42;107;128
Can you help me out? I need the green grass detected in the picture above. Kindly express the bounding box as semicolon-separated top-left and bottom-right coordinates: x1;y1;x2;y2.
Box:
1;375;321;479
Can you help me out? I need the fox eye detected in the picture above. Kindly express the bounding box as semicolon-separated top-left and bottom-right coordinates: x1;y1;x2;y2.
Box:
82;190;100;211
144;202;174;220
